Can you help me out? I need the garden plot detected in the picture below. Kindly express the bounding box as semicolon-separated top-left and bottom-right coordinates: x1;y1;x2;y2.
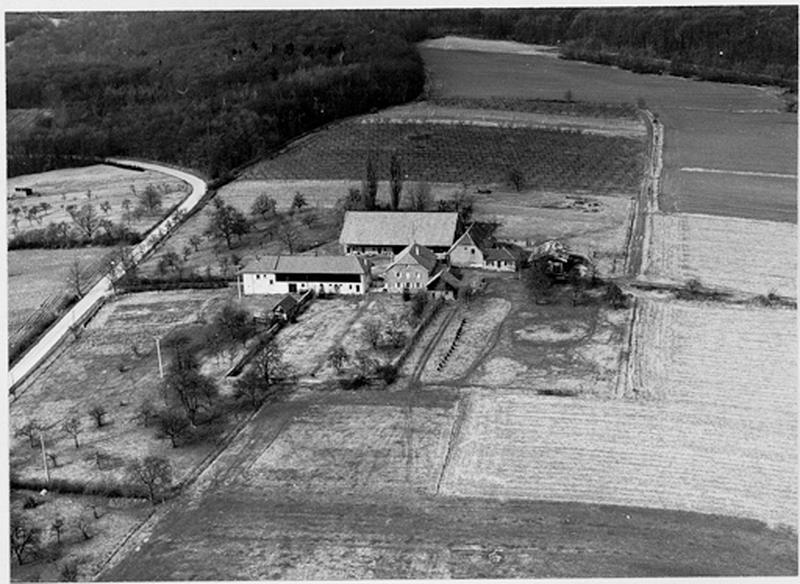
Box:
420;297;511;384
7;164;188;236
10;289;238;490
243;404;456;495
275;297;365;377
442;300;797;528
10;490;152;583
313;295;415;380
644;213;797;297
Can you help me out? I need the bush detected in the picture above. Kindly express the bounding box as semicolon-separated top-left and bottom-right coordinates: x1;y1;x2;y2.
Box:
375;364;398;386
339;375;368;391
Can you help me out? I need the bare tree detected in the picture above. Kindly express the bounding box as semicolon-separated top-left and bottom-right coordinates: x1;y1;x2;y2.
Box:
389;151;403;210
162;362;218;425
15;419;42;449
88;404;107;428
134;400;157;427
51;516;65;545
59;559;80;582
327;346;349;374
66;259;87;300
362;319;382;350
128;456;173;505
137;184;163;216
189;234;203;251
250;193;277;220
157;409;191;448
76;512;93;540
68;203;102;239
234;341;290;410
277;219;302;254
384;314;409;348
291;191;308;213
205;197;250;249
409;181;432;211
10;513;40;565
100;200;112;215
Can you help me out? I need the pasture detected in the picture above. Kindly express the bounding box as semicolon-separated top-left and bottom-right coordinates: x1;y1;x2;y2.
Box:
7;164;189;236
442;299;797;529
243;120;646;195
7;246;110;333
420;42;797;222
10;289;240;490
643;213;797;297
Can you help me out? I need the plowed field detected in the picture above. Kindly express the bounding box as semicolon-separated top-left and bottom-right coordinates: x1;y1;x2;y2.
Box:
644;213;797;297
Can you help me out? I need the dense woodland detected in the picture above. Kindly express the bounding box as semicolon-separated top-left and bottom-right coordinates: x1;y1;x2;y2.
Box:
6;7;797;178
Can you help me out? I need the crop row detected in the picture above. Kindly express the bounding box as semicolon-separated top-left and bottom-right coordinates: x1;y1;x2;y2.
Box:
244;121;646;194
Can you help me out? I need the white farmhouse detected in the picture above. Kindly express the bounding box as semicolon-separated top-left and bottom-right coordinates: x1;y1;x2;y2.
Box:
240;255;370;296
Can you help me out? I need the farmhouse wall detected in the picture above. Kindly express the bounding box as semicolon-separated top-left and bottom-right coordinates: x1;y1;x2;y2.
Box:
449;244;485;268
383;264;429;292
242;272;367;295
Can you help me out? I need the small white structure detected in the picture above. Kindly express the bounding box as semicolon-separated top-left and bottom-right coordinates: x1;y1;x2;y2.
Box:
240;255;370;296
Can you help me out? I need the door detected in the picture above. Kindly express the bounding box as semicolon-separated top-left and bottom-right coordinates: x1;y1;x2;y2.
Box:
288;283;297;293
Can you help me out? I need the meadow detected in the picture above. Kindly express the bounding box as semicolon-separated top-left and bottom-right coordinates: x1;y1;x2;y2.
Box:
644;213;797;297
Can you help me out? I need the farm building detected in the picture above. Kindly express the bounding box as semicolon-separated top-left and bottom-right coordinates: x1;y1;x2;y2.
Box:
483;247;520;272
447;224;520;272
447;226;486;268
272;294;300;321
381;242;438;292
240;255;370;296
426;266;463;300
339;211;460;257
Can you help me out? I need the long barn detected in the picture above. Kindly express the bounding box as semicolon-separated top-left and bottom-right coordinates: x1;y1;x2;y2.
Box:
339;211;460;258
240;255;370;295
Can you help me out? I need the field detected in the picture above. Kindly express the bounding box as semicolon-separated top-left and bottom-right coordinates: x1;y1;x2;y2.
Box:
8;246;110;333
643;213;797;297
7;164;189;236
101;387;796;580
420;43;797;222
10;490;152;582
10;289;240;490
441;299;797;529
243;120;646;195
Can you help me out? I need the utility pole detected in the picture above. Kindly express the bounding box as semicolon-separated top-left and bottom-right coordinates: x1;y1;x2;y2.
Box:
39;431;50;484
155;337;164;378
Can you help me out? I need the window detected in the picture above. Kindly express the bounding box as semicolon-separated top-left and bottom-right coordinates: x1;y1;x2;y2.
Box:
355;285;360;293
470;248;475;255
397;282;401;288
416;282;420;288
396;271;400;278
349;284;353;290
269;279;273;285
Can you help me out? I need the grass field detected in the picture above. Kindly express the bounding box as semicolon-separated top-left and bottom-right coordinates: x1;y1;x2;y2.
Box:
10;289;240;490
420;43;797;222
7;164;188;236
644;213;797;297
242;120;646;195
442;298;796;529
10;490;152;582
8;246;110;333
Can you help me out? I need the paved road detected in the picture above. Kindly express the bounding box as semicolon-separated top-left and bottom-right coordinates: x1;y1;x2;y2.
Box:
7;159;207;392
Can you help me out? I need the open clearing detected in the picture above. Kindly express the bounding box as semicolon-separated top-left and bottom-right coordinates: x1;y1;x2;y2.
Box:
10;289;239;489
442;299;797;529
243;119;645;195
8;246;110;332
643;213;797;297
419;35;559;56
421;42;796;222
7;164;189;236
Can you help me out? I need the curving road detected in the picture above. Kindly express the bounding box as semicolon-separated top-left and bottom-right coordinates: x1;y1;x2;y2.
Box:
7;159;207;393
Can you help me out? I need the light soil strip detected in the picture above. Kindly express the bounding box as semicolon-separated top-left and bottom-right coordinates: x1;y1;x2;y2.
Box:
681;167;797;179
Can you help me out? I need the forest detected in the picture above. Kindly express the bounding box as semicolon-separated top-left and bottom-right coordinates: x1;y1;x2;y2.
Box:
6;7;797;178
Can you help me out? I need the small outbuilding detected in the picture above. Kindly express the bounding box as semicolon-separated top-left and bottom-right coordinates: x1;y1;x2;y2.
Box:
240;254;370;296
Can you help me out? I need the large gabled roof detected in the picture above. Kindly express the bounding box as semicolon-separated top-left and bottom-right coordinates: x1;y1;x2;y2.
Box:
339;211;459;247
384;243;438;273
241;254;368;275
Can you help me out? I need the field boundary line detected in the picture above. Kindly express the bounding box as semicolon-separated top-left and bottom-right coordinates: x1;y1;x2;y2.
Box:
435;393;471;495
615;297;639;399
